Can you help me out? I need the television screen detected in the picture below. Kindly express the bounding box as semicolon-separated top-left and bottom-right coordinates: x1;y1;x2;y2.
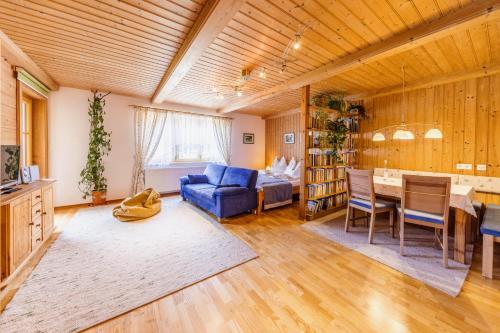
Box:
1;145;20;186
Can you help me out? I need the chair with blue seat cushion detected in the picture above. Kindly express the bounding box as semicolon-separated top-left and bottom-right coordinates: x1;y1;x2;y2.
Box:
480;204;500;279
399;175;451;268
345;169;396;244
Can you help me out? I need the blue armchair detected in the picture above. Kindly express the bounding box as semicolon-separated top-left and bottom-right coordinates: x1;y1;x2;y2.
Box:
180;164;258;221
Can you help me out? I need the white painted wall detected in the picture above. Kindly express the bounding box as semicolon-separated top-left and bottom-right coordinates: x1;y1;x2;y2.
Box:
48;87;265;207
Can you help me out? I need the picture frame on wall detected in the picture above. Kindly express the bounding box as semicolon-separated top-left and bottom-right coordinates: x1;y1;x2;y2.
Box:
284;132;295;144
243;133;254;144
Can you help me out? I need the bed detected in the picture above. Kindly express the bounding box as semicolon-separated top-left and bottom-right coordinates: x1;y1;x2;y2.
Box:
255;172;301;213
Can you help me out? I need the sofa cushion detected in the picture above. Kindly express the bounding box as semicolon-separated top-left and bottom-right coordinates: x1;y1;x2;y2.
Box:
203;164;227;185
188;174;208;184
480;204;500;237
183;184;216;206
216;184;240;189
213;187;249;197
220;167;258;190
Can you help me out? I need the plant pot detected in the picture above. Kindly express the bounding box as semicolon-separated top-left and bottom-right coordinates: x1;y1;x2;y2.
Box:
91;190;107;206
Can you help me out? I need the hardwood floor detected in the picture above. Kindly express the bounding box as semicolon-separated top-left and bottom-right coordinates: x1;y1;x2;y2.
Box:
3;200;500;332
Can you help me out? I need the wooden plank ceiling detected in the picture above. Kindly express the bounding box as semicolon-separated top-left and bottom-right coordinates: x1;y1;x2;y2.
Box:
0;0;207;97
1;0;499;116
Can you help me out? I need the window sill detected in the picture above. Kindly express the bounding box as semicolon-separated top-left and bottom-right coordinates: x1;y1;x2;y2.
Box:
146;162;213;170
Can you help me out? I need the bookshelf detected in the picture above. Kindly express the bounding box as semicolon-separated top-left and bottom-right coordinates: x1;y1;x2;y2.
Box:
300;89;361;221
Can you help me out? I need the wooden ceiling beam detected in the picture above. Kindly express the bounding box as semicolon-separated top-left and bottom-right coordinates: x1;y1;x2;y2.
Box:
151;0;245;104
220;0;500;113
346;63;500;100
0;30;58;91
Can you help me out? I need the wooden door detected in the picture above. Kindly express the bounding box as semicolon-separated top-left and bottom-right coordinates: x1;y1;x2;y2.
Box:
11;195;32;270
42;185;54;238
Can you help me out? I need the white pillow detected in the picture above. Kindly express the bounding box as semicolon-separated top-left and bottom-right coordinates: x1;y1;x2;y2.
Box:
272;156;287;175
271;156;279;169
292;161;301;178
284;157;297;176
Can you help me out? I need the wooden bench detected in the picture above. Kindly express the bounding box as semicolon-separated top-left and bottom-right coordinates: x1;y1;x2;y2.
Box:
481;204;500;279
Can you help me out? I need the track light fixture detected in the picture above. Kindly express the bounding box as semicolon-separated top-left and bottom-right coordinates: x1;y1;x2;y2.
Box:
293;33;301;49
235;87;242;97
259;67;266;78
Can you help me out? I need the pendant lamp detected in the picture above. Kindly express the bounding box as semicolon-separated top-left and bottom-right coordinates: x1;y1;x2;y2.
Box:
393;65;414;140
372;132;386;141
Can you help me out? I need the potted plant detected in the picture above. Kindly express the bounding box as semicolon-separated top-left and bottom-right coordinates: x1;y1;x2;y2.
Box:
79;91;111;205
346;103;367;119
328;94;346;112
325;118;349;163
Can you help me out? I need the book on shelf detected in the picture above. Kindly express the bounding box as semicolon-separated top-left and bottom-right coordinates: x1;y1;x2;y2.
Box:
306;193;348;216
307;179;346;199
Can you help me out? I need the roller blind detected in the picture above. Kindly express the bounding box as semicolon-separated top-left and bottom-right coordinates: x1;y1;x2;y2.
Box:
15;67;50;98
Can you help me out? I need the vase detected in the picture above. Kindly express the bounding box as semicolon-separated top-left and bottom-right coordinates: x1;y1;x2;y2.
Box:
91;190;107;205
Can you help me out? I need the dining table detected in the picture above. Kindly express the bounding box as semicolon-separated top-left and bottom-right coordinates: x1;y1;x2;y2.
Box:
372;176;476;264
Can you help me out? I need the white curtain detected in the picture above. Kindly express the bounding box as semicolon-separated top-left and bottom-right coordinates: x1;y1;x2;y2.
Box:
212;117;232;165
131;106;169;194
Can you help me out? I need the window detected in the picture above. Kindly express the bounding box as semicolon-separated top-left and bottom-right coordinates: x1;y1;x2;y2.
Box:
20;96;33;167
147;112;223;167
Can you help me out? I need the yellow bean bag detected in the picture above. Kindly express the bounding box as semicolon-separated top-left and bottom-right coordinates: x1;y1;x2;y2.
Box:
113;188;161;222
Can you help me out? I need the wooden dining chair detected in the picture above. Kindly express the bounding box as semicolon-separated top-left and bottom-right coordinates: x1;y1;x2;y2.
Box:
345;169;396;244
399;175;451;268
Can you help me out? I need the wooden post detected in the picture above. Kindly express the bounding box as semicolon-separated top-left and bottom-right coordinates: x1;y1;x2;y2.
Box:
299;85;310;220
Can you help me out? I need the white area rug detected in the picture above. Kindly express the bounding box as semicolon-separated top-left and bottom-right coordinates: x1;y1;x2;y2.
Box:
304;214;472;297
0;197;257;333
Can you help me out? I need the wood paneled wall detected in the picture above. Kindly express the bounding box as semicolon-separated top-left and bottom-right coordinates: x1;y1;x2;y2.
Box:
359;73;500;203
265;113;301;166
1;56;16;145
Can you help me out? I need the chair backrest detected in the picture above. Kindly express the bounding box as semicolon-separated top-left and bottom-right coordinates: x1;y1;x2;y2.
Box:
402;175;451;218
346;168;375;204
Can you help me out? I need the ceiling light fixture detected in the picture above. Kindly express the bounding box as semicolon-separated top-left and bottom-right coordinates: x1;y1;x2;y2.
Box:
235;87;242;97
393;64;414;140
259;67;266;78
393;129;415;140
211;86;218;92
424;128;443;139
372;132;386;142
293;33;301;49
279;61;287;74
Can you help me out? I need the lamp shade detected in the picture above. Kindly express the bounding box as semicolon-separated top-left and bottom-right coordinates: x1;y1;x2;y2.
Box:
424;128;443;139
372;132;386;142
393;129;414;140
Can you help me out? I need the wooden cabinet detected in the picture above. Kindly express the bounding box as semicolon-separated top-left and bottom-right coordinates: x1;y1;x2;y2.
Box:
0;180;55;284
10;195;32;270
42;185;54;239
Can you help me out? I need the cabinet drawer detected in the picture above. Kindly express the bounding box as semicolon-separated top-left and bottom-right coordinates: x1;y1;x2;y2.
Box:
31;230;43;250
31;189;42;205
32;215;42;228
32;221;42;238
32;202;42;219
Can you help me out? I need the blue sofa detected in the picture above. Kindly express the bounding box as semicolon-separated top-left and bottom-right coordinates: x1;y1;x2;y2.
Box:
180;164;258;220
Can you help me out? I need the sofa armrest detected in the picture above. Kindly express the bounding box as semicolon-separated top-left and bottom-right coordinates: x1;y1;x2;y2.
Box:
180;176;190;186
213;187;249;198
